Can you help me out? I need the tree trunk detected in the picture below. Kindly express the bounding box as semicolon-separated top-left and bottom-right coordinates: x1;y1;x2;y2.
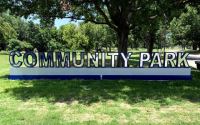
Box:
182;45;185;50
193;42;198;50
143;42;146;48
198;42;200;51
131;43;133;49
0;44;2;51
95;43;98;52
117;29;129;67
109;45;111;52
0;43;6;51
146;31;156;56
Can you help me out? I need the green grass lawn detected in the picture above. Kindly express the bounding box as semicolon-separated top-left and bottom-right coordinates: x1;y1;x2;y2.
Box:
0;54;200;125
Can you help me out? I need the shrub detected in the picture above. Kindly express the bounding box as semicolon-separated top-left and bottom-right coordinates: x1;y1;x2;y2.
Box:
8;39;33;51
8;39;21;51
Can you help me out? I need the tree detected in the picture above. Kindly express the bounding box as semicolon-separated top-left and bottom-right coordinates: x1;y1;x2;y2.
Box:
60;24;89;51
4;0;198;66
80;23;116;52
0;11;66;51
156;23;172;51
47;39;63;51
35;28;60;51
79;23;98;51
17;19;30;42
25;21;39;47
8;39;33;51
60;24;78;49
170;5;200;50
0;16;17;50
0;0;7;13
102;26;117;52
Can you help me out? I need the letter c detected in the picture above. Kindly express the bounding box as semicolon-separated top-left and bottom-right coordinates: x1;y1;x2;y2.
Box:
9;51;22;68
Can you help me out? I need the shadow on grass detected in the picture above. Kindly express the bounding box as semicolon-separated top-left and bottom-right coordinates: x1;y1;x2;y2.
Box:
4;71;200;105
0;75;9;79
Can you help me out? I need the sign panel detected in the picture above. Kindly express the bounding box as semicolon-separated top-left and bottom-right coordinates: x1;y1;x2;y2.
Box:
9;51;192;80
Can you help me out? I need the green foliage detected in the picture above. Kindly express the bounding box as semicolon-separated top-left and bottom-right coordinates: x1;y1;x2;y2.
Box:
7;39;21;51
156;23;172;49
47;39;63;51
73;32;89;50
0;15;17;50
59;23;116;52
79;23;97;51
8;39;33;51
5;0;194;61
0;12;117;52
60;24;77;48
1;3;200;53
169;5;200;49
80;23;116;52
17;19;30;41
128;34;141;49
61;24;89;50
20;41;33;51
2;0;199;57
25;22;61;51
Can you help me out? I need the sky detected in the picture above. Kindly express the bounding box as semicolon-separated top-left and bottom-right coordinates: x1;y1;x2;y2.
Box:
31;18;80;28
55;18;72;27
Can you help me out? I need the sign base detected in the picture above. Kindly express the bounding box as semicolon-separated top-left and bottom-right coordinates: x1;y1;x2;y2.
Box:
10;68;191;80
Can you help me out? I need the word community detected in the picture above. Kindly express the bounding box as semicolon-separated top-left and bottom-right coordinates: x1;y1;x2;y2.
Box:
9;51;189;68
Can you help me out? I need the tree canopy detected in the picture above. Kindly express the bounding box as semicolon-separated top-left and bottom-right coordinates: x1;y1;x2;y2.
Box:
1;0;200;66
4;0;197;66
170;5;200;50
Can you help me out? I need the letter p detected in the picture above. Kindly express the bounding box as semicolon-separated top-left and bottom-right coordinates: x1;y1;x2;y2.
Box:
140;53;150;67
